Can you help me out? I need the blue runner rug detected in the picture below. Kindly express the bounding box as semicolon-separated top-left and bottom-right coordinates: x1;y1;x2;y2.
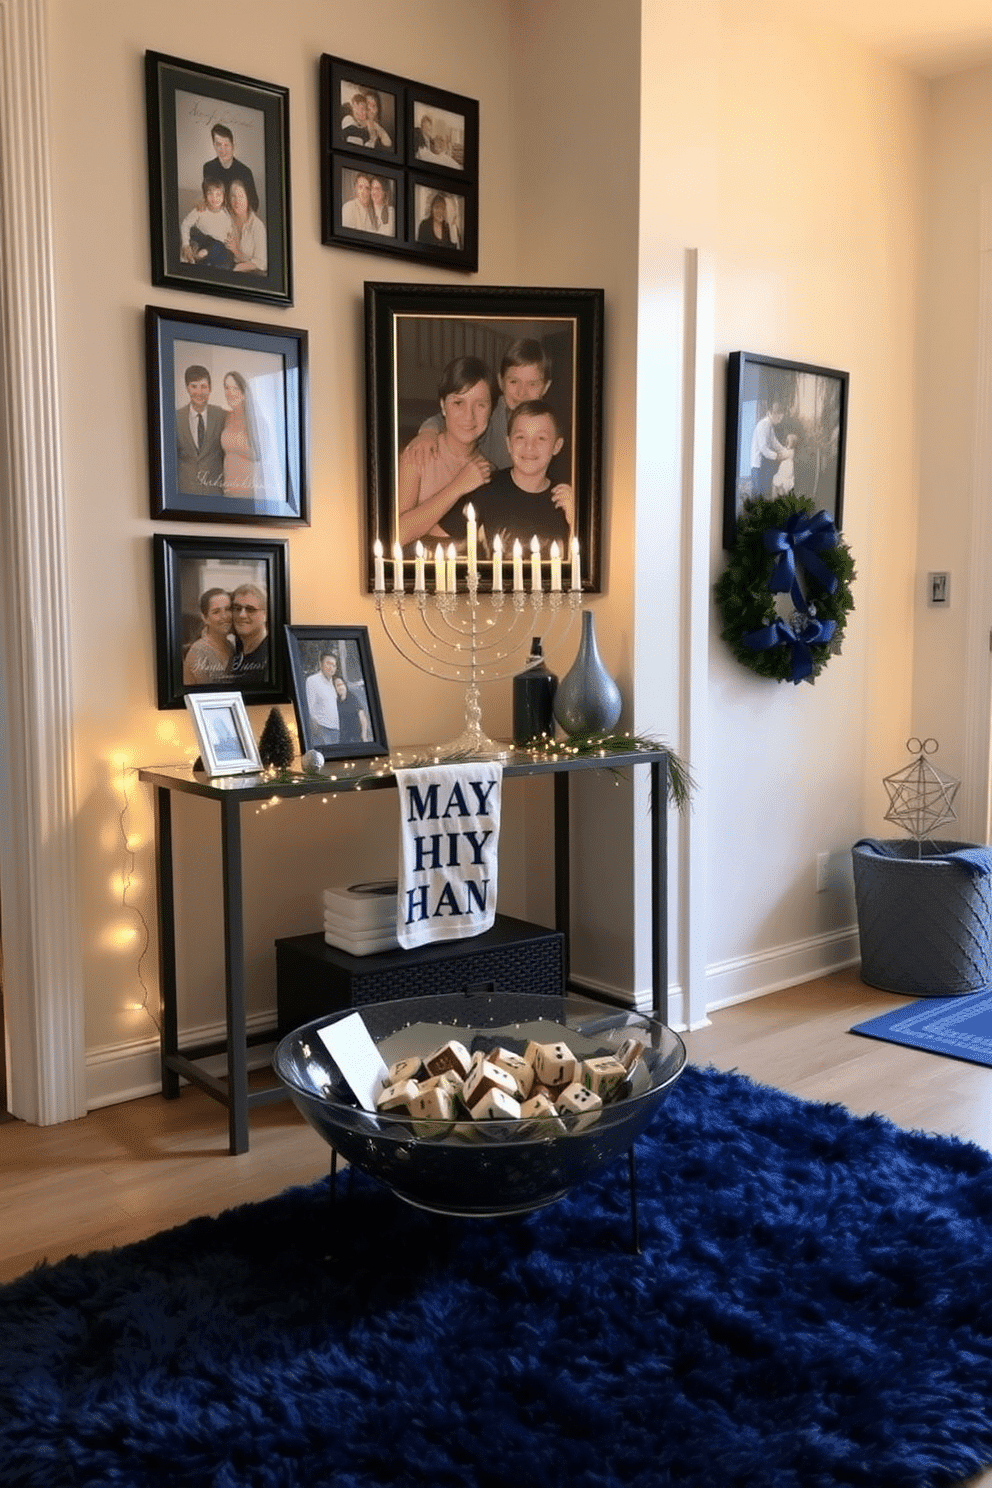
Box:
851;987;992;1067
5;1063;992;1487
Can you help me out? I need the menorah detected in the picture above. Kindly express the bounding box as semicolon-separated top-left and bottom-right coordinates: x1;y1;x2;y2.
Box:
373;514;582;759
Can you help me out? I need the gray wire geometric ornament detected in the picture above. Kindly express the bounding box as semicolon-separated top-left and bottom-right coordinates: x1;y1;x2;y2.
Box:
882;737;960;841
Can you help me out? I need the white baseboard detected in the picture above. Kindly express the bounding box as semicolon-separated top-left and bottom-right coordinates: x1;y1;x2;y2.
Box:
85;928;861;1110
85;1012;279;1111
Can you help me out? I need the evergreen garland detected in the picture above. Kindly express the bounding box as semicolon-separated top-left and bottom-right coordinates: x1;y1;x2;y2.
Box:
714;493;856;685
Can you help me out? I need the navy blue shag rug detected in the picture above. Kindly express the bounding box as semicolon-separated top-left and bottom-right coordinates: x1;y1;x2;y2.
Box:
4;1064;992;1488
852;989;992;1069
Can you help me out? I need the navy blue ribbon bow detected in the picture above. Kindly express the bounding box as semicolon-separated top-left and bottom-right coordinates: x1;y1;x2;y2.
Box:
742;615;837;684
765;510;839;611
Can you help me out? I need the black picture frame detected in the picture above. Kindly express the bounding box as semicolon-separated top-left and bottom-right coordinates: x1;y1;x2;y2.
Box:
319;55;478;271
146;306;309;525
723;351;849;548
284;624;389;761
145;51;292;306
365;282;604;593
153;534;290;709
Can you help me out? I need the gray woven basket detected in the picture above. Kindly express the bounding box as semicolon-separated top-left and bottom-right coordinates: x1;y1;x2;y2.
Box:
852;839;992;996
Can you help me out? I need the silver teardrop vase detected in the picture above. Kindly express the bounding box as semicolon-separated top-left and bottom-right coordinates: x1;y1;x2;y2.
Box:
552;610;622;736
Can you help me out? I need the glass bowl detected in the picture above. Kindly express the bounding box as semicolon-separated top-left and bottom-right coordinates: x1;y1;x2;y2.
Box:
273;992;686;1216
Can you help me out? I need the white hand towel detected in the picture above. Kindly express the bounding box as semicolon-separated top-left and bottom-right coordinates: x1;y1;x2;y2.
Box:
394;761;502;950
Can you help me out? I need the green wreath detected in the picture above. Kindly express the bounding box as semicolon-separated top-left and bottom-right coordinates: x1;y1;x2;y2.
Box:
714;493;856;684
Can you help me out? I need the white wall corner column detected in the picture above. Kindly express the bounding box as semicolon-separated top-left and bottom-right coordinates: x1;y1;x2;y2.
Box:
962;186;992;843
680;248;713;1030
0;0;86;1122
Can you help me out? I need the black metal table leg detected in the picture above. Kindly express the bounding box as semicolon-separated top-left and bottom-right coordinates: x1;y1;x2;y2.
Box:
650;758;668;1025
219;795;249;1155
154;786;180;1100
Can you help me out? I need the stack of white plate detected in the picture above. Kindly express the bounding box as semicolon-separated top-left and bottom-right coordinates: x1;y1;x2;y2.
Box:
323;879;399;956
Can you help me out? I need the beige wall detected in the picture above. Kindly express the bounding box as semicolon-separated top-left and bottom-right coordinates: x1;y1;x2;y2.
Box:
32;0;947;1104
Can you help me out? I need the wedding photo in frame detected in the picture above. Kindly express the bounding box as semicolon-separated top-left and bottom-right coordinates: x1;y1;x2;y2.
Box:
723;351;849;548
319;54;478;269
147;302;307;523
284;625;389;762
145;51;292;306
153;534;290;709
146;306;309;525
184;692;262;778
365;282;604;593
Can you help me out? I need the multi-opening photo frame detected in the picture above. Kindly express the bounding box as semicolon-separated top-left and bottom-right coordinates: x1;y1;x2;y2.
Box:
146;305;309;525
284;624;389;762
145;51;292;306
153;534;290;709
319;55;478;271
365;282;604;593
723;351;849;547
184;692;262;777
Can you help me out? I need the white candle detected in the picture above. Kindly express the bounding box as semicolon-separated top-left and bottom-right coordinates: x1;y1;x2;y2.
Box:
373;539;385;593
446;542;457;593
434;543;445;592
530;535;542;593
570;537;581;591
550;540;562;592
492;533;503;592
391;541;404;593
512;539;524;593
414;541;426;593
465;503;477;583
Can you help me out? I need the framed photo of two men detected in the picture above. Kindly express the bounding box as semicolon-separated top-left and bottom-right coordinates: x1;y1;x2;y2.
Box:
365;283;604;593
145;306;309;526
320;55;478;271
145;52;292;306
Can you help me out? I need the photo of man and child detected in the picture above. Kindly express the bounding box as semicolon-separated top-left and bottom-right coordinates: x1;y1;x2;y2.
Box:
394;327;575;566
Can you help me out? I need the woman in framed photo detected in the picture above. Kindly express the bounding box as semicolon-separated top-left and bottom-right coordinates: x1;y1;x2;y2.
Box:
221;370;266;498
226;180;267;275
182;587;235;685
397;354;495;550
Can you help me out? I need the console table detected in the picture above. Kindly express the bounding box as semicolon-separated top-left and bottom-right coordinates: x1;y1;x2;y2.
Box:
140;747;668;1154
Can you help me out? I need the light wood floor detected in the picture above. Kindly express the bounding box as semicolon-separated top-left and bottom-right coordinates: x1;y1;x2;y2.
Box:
2;966;990;1485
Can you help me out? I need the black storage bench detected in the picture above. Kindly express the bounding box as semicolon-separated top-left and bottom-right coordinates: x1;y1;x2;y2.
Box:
276;913;565;1036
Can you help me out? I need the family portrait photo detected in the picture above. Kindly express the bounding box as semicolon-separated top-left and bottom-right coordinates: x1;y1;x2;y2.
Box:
365;284;604;592
146;52;292;305
411;101;466;170
146;307;308;525
284;625;389;761
723;351;849;547
153;535;290;709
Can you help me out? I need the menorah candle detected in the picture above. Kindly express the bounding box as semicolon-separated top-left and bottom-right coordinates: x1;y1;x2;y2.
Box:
492;534;503;591
391;541;404;593
414;541;426;593
530;535;541;592
550;540;562;592
512;539;524;592
434;543;445;592
373;539;385;593
570;537;581;591
446;542;457;593
465;503;477;583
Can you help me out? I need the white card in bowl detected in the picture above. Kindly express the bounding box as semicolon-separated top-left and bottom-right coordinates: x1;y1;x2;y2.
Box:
317;1013;390;1111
